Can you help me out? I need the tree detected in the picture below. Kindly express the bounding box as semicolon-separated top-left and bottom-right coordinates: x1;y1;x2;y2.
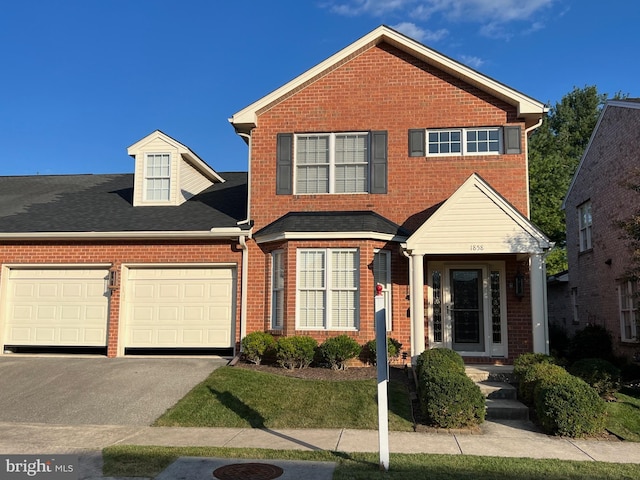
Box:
528;86;624;274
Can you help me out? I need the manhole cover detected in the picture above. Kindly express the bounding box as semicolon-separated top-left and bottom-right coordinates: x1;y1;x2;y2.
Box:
213;462;284;480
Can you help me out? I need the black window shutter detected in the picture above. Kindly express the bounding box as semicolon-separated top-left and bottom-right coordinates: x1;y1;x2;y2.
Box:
408;129;425;157
504;126;522;154
370;131;388;194
276;133;293;195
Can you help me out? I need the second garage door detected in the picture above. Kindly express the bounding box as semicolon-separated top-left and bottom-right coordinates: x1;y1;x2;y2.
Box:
123;267;235;349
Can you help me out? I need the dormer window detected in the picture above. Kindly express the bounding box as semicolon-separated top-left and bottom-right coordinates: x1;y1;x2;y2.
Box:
145;153;171;201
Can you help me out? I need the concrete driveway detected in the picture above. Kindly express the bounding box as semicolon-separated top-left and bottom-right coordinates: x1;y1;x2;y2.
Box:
0;355;227;425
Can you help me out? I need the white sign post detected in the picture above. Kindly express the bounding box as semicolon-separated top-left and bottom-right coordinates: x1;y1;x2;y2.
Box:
375;284;390;471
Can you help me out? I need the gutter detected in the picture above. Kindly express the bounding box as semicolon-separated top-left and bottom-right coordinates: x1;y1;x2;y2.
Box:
0;228;248;241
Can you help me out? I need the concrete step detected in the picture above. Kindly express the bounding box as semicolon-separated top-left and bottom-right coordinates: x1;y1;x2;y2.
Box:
465;365;515;383
485;398;529;421
478;381;517;400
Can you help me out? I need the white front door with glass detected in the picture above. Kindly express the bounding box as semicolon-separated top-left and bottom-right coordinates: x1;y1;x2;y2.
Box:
428;262;506;357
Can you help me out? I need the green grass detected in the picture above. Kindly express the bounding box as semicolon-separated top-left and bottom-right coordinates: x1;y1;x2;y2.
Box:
154;366;414;431
606;388;640;442
103;445;640;479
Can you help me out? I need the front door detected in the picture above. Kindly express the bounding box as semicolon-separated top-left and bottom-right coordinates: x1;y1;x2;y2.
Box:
450;269;484;352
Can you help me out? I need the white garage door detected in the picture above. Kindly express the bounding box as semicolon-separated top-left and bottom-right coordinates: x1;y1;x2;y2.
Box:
3;268;109;346
124;267;235;349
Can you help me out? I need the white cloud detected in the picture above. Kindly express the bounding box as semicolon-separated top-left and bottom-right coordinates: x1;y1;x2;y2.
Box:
391;22;448;42
459;54;485;69
328;0;414;17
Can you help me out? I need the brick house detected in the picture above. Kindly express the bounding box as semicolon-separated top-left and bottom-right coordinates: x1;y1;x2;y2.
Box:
0;26;550;363
563;99;640;359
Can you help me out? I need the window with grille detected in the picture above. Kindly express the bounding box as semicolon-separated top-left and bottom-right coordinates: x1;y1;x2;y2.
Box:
619;280;637;342
271;250;285;329
578;201;593;251
144;153;171;201
297;249;359;330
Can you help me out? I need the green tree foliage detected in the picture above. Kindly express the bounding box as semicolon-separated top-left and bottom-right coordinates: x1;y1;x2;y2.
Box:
529;86;610;249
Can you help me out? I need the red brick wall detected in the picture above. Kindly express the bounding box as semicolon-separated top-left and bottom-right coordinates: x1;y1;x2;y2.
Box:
0;240;243;357
564;104;640;359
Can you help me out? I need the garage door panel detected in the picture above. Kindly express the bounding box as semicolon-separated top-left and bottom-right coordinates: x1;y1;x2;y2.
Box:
125;267;235;349
4;268;109;347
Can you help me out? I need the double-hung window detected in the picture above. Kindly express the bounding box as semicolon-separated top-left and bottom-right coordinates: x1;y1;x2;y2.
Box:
145;153;171;201
619;280;638;342
427;128;502;156
578;201;593;251
296;133;368;194
297;248;359;330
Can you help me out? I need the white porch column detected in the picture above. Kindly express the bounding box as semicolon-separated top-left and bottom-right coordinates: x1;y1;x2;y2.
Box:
410;253;425;360
530;253;549;354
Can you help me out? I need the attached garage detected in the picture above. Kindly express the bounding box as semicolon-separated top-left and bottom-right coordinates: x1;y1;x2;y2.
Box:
2;267;109;349
122;266;236;352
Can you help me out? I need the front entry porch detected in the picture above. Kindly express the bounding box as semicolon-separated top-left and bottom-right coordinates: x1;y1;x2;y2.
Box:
402;174;551;363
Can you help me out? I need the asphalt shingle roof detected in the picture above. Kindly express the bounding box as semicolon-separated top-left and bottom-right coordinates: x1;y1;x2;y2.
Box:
0;172;248;233
255;211;409;238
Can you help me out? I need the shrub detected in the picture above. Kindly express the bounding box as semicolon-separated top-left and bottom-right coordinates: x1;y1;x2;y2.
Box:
419;369;485;428
241;331;276;365
569;358;621;398
517;362;568;406
534;374;606;437
513;352;556;379
319;335;362;370
275;336;318;370
567;324;614;362
416;348;465;379
362;337;403;365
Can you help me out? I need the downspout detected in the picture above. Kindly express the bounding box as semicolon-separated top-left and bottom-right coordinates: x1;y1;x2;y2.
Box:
236;132;252;226
524;116;544;217
238;234;249;353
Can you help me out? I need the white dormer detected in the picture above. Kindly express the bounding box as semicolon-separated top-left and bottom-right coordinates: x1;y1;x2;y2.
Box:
127;130;224;206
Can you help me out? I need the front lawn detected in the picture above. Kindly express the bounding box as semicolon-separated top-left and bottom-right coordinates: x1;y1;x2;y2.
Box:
154;366;414;431
606;388;640;442
103;445;640;479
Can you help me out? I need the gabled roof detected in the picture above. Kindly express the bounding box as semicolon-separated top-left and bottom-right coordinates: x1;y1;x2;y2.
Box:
404;173;550;255
0;172;249;239
229;25;546;134
254;211;409;244
127;130;225;184
563;99;640;209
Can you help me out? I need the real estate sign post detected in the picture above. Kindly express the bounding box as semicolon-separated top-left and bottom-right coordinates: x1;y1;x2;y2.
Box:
375;284;389;471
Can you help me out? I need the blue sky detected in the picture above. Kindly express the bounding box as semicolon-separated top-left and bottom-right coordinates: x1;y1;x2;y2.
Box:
1;0;637;176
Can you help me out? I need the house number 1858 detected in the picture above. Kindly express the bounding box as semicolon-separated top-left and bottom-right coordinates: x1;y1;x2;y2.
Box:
470;244;484;251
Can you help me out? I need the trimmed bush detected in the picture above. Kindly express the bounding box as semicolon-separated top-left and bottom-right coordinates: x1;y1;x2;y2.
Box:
275;336;318;370
567;324;614;362
534;374;606;437
569;358;621;398
319;335;362;370
241;331;276;365
416;348;465;379
362;337;403;365
513;352;556;379
419;369;486;428
517;362;568;406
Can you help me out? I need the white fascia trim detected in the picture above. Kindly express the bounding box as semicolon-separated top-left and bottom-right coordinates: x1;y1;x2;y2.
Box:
229;25;546;128
255;231;408;244
0;228;251;241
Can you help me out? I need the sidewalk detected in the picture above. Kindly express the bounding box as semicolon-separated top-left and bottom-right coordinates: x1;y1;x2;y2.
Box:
1;419;639;479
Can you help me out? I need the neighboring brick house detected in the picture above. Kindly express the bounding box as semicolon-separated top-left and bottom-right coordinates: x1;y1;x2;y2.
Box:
563;99;640;359
229;26;550;364
0;26;551;363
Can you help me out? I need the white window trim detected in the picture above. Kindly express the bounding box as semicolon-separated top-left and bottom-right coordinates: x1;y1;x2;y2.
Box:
426;127;503;157
270;250;285;330
578;201;593;251
619;280;637;342
143;152;172;202
295;248;359;331
373;249;392;331
293;132;369;194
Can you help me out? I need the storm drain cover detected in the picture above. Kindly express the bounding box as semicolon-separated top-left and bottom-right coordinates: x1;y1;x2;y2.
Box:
213;462;284;480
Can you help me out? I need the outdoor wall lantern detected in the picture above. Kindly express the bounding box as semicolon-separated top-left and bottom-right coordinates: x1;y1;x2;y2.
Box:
108;267;119;290
514;271;525;298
